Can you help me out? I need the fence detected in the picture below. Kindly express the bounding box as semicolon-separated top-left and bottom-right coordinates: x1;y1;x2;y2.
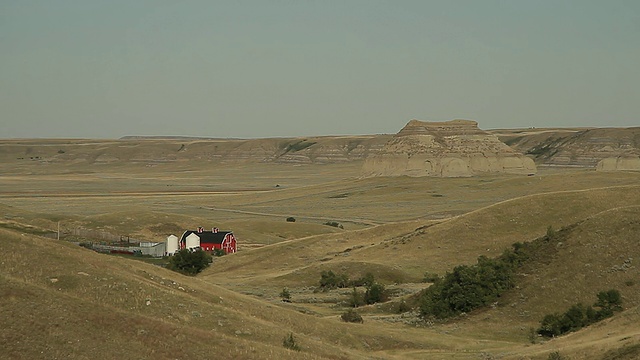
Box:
69;227;140;244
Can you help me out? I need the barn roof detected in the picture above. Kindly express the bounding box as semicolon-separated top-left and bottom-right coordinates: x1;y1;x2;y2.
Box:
180;230;232;244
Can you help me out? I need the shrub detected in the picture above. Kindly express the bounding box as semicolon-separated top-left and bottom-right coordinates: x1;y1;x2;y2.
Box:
397;300;410;313
286;217;296;222
548;351;566;360
167;248;212;275
537;289;623;337
318;270;349;290
422;272;440;283
212;248;226;257
365;283;387;304
283;333;300;351
280;287;291;302
323;221;344;229
341;309;363;323
546;225;556;240
352;273;375;287
347;287;365;307
418;238;555;320
419;255;516;319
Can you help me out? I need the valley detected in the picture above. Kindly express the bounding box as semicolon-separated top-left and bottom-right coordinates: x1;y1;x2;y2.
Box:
1;126;640;359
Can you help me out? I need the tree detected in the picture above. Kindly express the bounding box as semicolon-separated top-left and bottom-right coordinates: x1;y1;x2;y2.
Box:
594;289;623;320
537;289;624;338
167;248;212;275
319;270;349;290
365;283;387;304
348;287;365;307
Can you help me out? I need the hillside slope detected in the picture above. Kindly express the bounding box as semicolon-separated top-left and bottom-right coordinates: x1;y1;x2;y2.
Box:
497;127;640;168
0;228;387;359
208;185;640;288
203;186;640;359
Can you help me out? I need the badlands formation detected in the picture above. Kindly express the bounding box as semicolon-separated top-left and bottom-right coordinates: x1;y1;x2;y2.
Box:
362;119;537;177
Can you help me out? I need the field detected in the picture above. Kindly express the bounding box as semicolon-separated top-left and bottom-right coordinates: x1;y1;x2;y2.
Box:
2;139;640;359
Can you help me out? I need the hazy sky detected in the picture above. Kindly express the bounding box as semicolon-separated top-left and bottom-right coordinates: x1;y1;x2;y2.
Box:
1;1;639;138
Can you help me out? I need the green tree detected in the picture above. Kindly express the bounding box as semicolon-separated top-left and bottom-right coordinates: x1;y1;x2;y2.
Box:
319;270;349;290
167;249;212;275
348;287;365;307
538;289;624;338
592;289;623;320
365;283;387;304
419;255;516;319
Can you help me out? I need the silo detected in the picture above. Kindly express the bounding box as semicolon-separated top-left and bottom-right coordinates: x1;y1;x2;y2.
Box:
185;233;200;250
166;235;179;255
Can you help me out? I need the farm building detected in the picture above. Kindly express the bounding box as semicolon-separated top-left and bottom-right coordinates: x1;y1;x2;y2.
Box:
139;241;166;257
178;227;237;254
166;234;179;255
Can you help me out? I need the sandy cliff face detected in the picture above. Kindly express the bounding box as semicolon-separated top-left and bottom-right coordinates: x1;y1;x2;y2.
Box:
499;127;640;169
362;120;536;177
0;136;391;166
596;156;640;171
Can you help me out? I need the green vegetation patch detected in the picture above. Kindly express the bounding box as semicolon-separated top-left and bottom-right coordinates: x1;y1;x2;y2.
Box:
419;225;567;319
282;140;317;153
167;249;212;275
537;289;623;338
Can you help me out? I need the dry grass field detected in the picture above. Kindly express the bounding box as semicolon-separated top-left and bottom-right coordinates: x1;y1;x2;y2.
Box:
2;138;640;359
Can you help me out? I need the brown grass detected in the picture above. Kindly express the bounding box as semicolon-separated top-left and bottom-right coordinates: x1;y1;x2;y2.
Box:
2;139;640;359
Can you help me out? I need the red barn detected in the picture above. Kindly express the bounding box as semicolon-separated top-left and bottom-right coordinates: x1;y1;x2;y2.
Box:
179;227;237;254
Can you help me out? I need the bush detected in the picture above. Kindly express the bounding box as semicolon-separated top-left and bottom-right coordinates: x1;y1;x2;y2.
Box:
323;221;344;229
365;283;387;304
280;287;291;302
537;289;623;337
548;351;566;360
167;248;212;275
422;272;440;283
419;255;516;319
397;300;410;313
546;225;557;240
341;309;363;323
286;217;296;222
318;270;349;290
352;273;375;287
347;287;365;307
212;248;226;257
283;333;300;351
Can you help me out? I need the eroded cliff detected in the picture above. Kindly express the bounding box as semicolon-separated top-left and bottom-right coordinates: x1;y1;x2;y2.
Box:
362;119;536;177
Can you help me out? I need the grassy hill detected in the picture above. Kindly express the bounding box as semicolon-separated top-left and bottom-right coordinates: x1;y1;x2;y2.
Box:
1;227;421;359
202;186;640;359
208;185;640;287
3;193;640;359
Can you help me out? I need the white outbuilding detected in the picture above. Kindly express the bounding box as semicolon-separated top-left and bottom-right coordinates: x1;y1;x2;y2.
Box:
166;234;179;255
185;232;201;250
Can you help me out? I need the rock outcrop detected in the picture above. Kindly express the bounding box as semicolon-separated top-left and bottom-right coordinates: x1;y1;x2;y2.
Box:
362;119;536;177
596;156;640;171
497;126;640;168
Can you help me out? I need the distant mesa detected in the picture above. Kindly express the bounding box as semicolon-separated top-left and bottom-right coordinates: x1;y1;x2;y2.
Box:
361;119;537;177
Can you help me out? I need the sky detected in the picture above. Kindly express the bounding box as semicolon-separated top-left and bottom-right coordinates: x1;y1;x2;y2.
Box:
1;1;639;139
